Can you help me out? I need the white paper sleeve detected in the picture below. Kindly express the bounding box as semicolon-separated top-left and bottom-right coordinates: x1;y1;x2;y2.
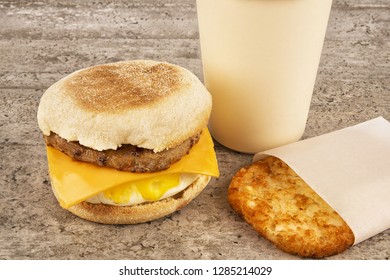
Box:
254;117;390;244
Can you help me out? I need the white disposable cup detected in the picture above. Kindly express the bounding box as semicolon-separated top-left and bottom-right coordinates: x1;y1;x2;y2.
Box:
197;0;333;153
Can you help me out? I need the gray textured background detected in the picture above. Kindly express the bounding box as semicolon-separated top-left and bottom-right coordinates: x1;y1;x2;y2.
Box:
0;0;389;259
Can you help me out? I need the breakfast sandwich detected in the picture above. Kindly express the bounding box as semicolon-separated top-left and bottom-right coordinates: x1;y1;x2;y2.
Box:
37;60;219;224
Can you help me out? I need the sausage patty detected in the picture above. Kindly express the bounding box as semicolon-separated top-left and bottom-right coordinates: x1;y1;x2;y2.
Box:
44;132;201;173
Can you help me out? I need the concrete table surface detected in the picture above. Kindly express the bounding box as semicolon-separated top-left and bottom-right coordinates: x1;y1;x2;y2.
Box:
0;0;389;259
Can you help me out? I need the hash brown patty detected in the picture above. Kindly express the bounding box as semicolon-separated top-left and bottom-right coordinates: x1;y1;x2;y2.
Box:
228;156;354;258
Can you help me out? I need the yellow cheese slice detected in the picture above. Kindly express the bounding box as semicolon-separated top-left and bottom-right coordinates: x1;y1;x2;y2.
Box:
47;129;219;209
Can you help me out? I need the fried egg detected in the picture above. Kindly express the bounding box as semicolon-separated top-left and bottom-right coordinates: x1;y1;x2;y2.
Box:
86;173;200;206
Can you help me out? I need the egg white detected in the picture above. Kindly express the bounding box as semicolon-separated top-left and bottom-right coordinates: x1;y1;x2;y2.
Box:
85;173;200;206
